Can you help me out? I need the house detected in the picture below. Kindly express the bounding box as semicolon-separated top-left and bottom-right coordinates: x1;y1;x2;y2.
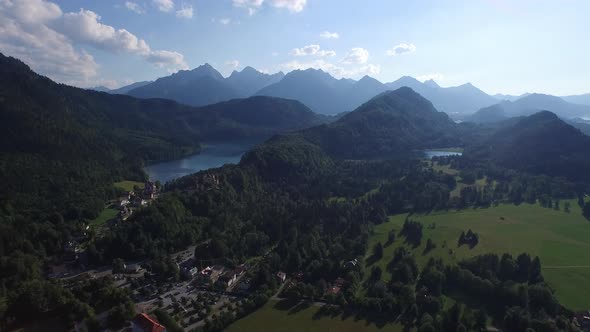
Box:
574;311;590;330
210;265;225;282
327;277;347;295
125;263;141;274
276;271;286;283
119;197;130;206
216;271;237;289
133;196;148;207
132;313;166;332
344;259;358;269
144;181;157;199
119;205;132;220
182;267;199;279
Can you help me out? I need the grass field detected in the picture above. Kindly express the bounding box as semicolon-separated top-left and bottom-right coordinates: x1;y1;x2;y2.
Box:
114;180;144;192
89;208;118;228
366;200;590;310
226;299;406;332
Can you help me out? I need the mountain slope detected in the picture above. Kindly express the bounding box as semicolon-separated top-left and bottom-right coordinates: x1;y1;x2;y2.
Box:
561;93;590;107
386;79;498;115
298;87;459;159
465;111;590;181
109;81;152;94
0;53;325;216
469;94;590;122
255;68;355;115
127;64;240;107
225;66;284;96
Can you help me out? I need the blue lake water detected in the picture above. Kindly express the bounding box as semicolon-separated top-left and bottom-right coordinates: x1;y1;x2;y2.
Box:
145;142;252;183
423;150;463;159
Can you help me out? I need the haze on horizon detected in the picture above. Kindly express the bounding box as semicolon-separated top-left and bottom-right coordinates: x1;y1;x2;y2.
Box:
1;0;588;96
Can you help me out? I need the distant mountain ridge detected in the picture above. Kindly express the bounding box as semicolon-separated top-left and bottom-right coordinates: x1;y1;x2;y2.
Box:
468;93;590;123
98;62;589;119
253;87;460;160
465;111;590;181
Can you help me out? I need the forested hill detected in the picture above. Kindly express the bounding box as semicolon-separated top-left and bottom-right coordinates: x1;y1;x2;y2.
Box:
464;111;590;181
0;53;325;218
296;87;460;159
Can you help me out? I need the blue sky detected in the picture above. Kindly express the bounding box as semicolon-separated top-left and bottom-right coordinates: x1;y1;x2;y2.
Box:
1;0;588;95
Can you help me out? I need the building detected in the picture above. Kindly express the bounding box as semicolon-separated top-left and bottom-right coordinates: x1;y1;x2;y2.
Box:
344;258;358;269
125;263;141;274
216;271;237;289
276;271;286;283
182;266;199;279
132;313;166;332
119;205;132;221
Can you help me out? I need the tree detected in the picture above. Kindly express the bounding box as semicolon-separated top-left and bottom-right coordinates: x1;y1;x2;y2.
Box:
564;201;571;213
387;230;396;245
112;258;125;274
529;256;544;284
424;238;436;254
372;242;383;259
584;202;590;221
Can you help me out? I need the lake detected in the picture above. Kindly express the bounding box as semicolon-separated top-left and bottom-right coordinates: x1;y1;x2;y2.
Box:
423;149;463;159
145;142;253;183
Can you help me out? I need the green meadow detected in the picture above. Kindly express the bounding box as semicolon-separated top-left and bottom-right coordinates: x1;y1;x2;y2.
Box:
89;208;118;228
366;199;590;310
226;299;406;332
114;180;145;192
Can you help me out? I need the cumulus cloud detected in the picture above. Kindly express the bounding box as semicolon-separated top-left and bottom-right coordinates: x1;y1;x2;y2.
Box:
225;60;240;69
153;0;174;12
268;0;307;13
175;5;193;18
0;0;187;87
233;0;306;14
386;43;416;56
125;1;144;14
55;9;151;55
281;59;380;78
146;50;187;70
343;47;369;64
320;31;339;39
290;44;335;57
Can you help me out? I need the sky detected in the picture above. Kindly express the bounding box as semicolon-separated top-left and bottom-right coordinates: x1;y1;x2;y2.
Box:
0;0;588;96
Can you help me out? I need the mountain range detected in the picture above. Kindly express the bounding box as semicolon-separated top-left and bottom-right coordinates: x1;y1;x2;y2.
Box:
0;52;324;213
467;93;590;123
92;63;590;121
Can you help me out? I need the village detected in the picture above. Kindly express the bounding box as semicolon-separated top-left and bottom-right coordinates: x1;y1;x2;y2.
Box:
44;176;362;332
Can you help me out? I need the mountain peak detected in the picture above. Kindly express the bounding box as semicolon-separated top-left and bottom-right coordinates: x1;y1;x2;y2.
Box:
424;79;440;88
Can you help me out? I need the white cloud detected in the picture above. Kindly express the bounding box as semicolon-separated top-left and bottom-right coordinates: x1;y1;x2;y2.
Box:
320;31;339;39
416;73;444;82
233;0;306;14
219;18;232;25
343;47;369;64
290;44;335;57
0;0;187;87
175;5;193;18
125;1;144;14
386;43;416;56
269;0;306;12
281;59;380;79
153;0;174;12
146;50;187;70
56;9;151;55
225;60;240;69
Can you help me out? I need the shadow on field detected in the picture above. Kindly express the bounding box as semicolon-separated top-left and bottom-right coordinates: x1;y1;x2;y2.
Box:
273;298;311;315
